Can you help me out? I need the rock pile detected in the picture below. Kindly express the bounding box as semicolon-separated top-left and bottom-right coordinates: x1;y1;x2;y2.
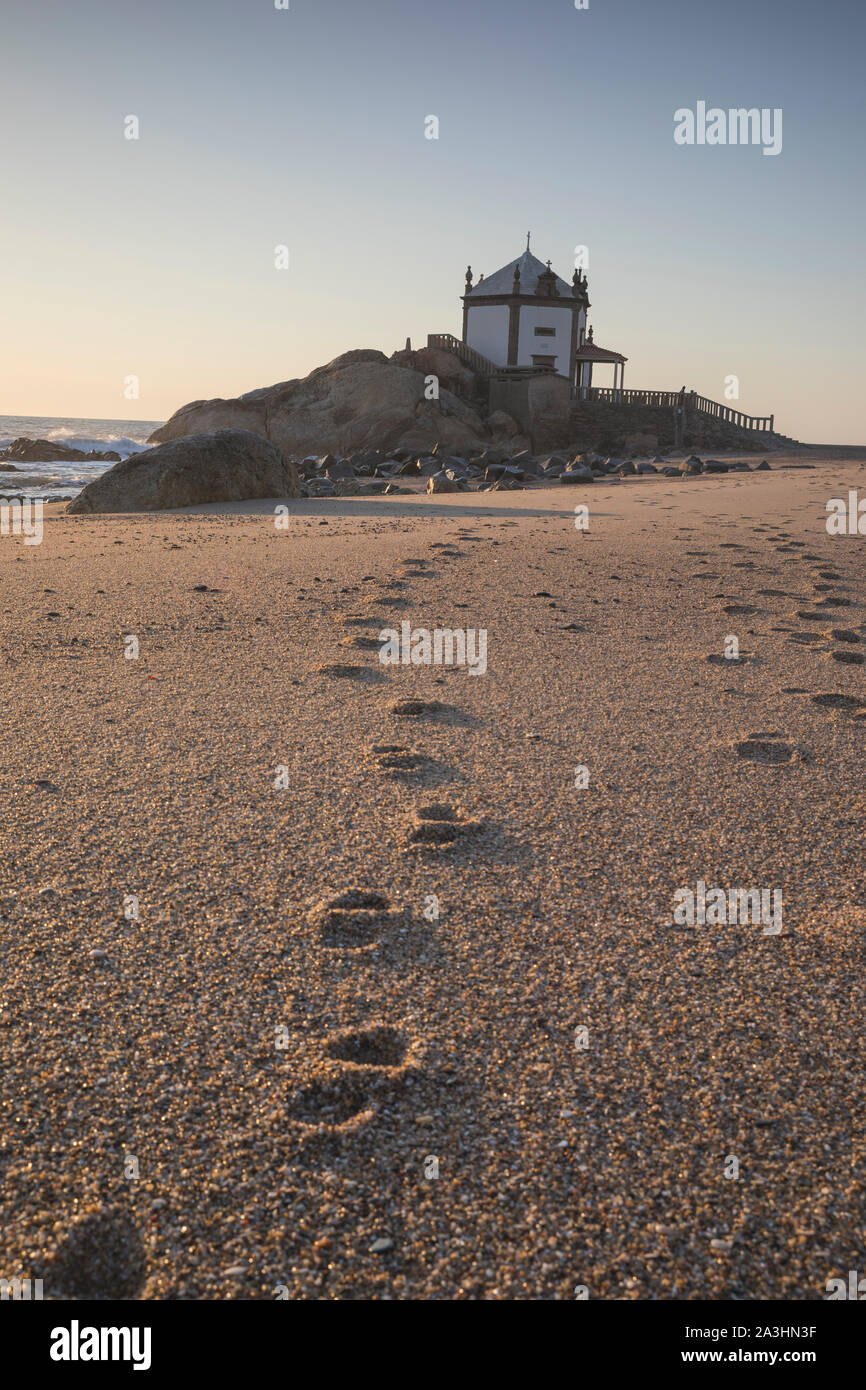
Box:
295;448;767;497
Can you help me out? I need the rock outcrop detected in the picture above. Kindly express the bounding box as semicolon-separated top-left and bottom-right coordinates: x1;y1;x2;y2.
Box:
147;349;489;458
0;438;121;464
67;430;301;514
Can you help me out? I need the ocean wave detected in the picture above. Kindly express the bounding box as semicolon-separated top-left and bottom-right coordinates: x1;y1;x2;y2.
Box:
0;436;152;458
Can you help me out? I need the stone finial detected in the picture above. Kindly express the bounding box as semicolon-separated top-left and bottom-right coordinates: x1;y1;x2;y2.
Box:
526;231;531;251
512;264;521;292
465;265;473;292
586;324;594;343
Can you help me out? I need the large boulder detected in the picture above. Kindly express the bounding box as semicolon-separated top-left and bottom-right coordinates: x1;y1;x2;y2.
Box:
148;349;488;458
67;430;301;514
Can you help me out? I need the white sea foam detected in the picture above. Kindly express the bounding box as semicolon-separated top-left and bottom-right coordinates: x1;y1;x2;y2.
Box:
0;415;163;498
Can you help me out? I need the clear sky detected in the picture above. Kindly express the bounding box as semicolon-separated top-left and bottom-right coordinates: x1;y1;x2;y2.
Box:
1;0;863;442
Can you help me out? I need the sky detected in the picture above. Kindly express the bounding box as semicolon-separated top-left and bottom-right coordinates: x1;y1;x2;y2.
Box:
1;0;864;442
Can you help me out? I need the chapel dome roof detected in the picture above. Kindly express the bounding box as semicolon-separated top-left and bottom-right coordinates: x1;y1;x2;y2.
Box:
465;250;574;299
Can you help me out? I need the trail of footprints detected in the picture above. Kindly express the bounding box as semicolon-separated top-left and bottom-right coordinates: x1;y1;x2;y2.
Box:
295;542;483;1134
302;532;863;1135
37;519;864;1285
707;535;866;741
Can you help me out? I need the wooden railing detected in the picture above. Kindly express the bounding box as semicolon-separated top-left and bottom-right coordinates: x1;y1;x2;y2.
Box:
427;333;498;377
575;386;774;433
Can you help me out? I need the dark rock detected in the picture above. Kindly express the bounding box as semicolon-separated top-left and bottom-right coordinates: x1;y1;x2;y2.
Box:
485;464;524;482
426;471;458;494
0;437;122;465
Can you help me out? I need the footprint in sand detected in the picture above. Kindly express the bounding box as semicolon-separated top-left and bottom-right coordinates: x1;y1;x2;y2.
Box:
369;744;426;775
722;603;758;616
407;803;481;845
390;700;477;727
339;634;382;650
390;699;442;718
706;653;752;667
287;1027;421;1133
735;737;797;765
810;694;865;713
324;1024;411;1070
828;649;865;665
814;596;853;609
317;663;385;682
826;629;860;643
366;595;412;611
285;1077;375;1131
309;890;403;949
342;613;385;626
45;1206;146;1299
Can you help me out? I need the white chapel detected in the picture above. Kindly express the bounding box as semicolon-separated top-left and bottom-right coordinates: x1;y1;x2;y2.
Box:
460;236;627;395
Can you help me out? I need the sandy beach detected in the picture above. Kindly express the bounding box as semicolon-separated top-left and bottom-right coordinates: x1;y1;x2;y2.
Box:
1;451;864;1301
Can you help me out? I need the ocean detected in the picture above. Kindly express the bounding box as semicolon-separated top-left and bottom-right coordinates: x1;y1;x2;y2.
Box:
0;415;164;499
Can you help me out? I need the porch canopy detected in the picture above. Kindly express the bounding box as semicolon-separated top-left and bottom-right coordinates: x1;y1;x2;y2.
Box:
574;341;627;395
